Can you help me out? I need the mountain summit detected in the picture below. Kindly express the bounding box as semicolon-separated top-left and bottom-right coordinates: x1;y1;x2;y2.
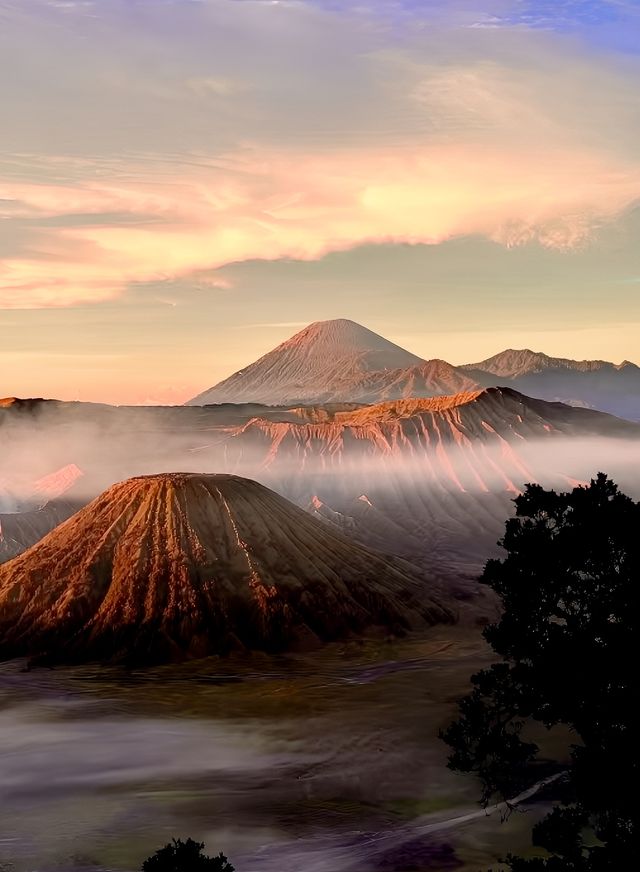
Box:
462;349;640;419
187;319;426;406
0;472;450;663
463;348;637;378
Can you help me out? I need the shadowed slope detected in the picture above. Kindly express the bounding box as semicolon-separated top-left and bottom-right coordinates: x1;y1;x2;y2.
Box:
463;348;636;378
463;349;640;420
0;473;452;664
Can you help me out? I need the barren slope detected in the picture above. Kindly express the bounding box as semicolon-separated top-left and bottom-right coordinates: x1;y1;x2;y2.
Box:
332;359;480;404
0;473;452;664
2;390;639;578
188;319;426;406
463;349;640;420
218;388;638;485
202;388;640;575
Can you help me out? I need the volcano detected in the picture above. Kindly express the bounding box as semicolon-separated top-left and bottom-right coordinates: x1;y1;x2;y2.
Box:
0;473;451;664
187;319;428;406
202;388;640;576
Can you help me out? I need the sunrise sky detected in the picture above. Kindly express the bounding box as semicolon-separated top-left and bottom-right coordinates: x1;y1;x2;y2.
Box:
1;0;639;403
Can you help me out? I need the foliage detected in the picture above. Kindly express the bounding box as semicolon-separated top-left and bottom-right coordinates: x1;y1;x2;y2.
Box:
441;474;639;870
142;838;234;872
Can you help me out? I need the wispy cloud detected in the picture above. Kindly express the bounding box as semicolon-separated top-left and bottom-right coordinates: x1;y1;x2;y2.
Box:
2;133;639;308
1;0;640;308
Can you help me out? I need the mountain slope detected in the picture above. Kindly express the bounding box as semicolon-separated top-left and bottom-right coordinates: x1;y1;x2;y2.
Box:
2;389;639;577
202;388;640;575
463;349;640;419
218;387;639;481
0;464;85;562
0;473;452;664
0;498;81;562
333;359;480;404
463;348;636;378
187;319;426;406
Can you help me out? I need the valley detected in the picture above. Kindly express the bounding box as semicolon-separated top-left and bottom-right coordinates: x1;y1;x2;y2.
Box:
0;626;559;872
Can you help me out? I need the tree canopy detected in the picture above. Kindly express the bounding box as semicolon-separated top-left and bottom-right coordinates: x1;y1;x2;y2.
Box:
441;474;639;870
142;838;234;872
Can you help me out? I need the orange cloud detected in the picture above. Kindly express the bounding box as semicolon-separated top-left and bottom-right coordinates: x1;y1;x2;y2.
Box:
2;139;639;309
2;0;640;311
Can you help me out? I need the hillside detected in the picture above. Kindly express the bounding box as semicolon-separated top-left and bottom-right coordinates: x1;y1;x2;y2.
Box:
2;389;639;576
219;387;639;482
333;359;480;404
206;388;640;574
0;473;452;664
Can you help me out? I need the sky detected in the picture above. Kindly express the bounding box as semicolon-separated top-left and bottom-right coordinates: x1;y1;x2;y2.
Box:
1;0;639;404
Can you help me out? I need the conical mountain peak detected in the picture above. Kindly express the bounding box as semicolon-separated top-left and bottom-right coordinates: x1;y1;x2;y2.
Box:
0;472;451;664
188;319;425;406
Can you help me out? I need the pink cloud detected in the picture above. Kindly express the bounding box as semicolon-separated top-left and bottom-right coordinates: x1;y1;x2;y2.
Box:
1;139;640;309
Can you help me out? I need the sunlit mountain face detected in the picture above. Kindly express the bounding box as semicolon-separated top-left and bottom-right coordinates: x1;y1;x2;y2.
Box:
0;472;453;665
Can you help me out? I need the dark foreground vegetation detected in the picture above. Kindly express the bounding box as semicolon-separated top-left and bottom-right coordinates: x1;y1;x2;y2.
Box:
442;474;639;869
142;839;234;872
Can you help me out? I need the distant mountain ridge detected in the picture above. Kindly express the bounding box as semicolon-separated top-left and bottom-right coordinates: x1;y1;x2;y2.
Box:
187;320;640;420
463;348;639;378
462;349;640;419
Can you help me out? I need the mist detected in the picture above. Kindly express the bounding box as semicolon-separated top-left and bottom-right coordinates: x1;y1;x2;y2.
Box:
0;630;503;872
1;404;638;503
2;400;639;575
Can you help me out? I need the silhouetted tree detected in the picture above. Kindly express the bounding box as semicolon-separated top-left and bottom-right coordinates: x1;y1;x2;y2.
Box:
441;474;639;870
142;838;234;872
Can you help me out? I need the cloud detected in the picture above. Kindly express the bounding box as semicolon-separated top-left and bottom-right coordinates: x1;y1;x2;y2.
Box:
1;0;640;308
2;135;639;308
